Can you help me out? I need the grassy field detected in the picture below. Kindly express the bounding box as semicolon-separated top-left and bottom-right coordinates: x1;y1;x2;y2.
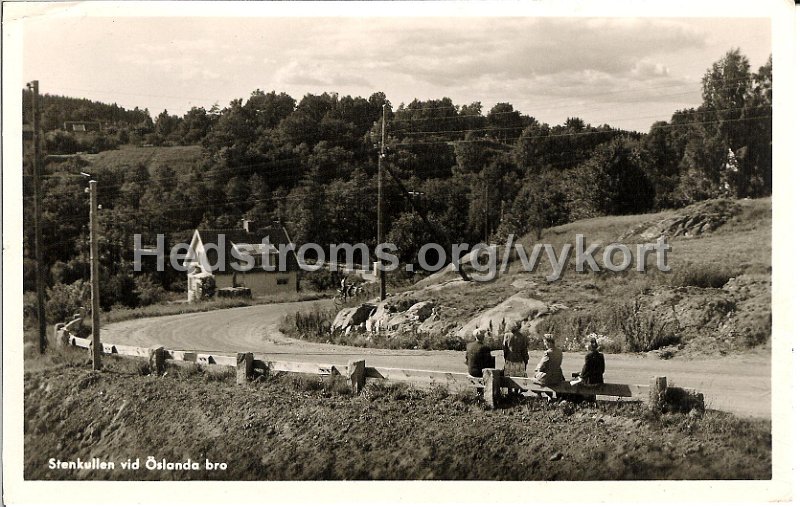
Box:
80;144;203;174
23;354;771;480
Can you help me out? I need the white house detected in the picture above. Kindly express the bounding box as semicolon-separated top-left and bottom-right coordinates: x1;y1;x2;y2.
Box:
184;221;299;301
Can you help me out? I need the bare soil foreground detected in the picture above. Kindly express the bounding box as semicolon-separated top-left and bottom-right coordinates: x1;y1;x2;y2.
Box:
24;355;771;481
103;301;771;419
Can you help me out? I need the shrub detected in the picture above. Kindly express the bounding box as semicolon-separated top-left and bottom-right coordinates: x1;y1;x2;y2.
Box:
669;264;740;289
134;275;168;307
281;306;336;338
302;270;338;291
538;310;623;352
616;300;681;352
44;281;89;324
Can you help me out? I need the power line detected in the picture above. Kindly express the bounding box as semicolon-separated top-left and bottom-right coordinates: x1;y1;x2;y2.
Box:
392;114;771;148
390;103;764;136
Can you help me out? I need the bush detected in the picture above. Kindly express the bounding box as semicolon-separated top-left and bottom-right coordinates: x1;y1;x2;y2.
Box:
669;264;740;289
302;270;338;292
134;275;168;307
280;306;336;338
102;272;138;309
616;300;681;352
44;281;89;324
538;310;625;352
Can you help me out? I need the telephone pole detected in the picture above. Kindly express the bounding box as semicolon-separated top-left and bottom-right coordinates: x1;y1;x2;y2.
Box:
376;103;387;301
89;180;102;370
484;175;490;243
28;80;47;354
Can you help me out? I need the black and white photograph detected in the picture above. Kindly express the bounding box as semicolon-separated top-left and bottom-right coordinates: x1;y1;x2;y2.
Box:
2;0;795;504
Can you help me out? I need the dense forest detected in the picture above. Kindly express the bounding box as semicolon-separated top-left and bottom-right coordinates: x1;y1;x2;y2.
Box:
23;49;772;318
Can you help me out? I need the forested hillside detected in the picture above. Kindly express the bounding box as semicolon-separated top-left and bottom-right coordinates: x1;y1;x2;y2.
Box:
22;49;771;315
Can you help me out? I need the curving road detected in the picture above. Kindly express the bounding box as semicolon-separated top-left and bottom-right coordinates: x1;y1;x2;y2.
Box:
103;301;771;419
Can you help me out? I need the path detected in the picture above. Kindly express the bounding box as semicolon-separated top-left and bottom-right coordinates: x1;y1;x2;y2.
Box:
103;301;771;418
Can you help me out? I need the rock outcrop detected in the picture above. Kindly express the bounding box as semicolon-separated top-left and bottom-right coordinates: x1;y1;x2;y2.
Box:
330;303;376;333
618;199;741;242
457;292;565;339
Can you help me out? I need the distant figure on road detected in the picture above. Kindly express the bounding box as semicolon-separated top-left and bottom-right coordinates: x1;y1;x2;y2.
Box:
466;329;494;378
532;334;565;386
502;322;529;378
576;337;605;386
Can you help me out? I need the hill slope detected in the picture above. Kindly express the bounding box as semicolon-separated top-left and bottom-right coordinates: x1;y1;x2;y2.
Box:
323;197;771;357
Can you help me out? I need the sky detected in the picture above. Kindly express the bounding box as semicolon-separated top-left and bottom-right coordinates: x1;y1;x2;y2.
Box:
21;14;771;133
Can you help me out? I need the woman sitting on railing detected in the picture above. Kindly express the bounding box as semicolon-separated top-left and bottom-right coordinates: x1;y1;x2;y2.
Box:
532;334;565;386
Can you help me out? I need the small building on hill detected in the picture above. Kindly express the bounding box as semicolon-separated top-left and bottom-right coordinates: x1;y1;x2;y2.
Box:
63;120;102;133
184;221;299;302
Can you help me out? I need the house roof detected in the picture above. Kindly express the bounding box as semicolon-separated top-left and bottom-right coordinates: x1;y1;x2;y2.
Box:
194;224;298;273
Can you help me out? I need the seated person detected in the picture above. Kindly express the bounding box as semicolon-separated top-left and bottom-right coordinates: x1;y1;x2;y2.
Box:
575;337;605;386
502;322;529;378
532;334;565;386
465;329;494;378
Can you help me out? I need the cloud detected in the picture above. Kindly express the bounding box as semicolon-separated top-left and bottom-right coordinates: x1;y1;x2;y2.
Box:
23;15;766;131
380;18;707;85
273;60;372;88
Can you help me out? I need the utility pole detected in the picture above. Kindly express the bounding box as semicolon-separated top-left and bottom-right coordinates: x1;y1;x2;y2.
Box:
28;80;47;354
383;164;471;282
89;180;102;370
377;103;386;301
484;175;490;243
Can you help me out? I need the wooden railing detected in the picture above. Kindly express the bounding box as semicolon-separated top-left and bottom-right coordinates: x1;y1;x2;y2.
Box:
59;330;701;412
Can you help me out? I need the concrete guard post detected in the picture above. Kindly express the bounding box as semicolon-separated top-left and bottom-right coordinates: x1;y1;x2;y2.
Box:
347;359;366;393
482;368;503;409
237;352;254;384
148;346;167;375
649;376;668;413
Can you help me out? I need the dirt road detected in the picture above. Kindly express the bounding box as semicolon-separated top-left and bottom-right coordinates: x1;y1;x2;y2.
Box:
104;301;771;419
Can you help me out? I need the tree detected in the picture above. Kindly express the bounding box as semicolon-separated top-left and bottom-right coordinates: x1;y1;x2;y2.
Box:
180;107;212;144
698;49;771;197
386;212;436;267
154;109;182;142
571;137;655;217
506;170;570;239
487;103;529;144
702;48;753;149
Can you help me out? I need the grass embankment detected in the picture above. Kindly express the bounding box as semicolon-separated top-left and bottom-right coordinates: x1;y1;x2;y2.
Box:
24;355;770;480
100;291;324;325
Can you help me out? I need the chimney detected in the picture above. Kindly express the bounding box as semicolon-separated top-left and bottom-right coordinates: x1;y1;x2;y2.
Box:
242;219;253;233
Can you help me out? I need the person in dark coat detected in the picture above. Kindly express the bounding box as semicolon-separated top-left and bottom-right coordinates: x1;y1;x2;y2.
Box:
578;337;605;386
466;329;494;378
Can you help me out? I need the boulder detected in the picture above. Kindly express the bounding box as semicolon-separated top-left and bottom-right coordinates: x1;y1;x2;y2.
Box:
365;302;394;332
364;299;437;332
331;303;376;333
457;292;560;339
406;301;436;322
